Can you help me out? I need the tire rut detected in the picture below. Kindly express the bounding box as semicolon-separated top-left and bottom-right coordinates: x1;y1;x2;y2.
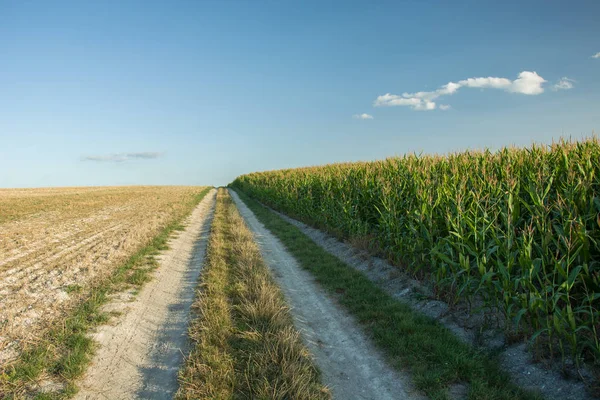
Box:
229;189;423;400
73;189;216;400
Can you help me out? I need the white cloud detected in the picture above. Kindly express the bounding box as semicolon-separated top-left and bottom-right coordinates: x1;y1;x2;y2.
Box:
353;113;374;120
83;152;163;162
552;77;575;91
458;77;512;90
439;104;451;111
506;71;546;95
591;52;600;59
414;101;436;111
374;71;547;111
373;95;420;107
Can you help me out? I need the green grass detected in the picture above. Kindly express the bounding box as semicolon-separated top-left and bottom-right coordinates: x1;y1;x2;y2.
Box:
232;188;541;400
177;189;328;400
1;187;212;400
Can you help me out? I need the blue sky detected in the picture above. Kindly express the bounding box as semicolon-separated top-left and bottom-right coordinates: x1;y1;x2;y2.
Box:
1;0;599;188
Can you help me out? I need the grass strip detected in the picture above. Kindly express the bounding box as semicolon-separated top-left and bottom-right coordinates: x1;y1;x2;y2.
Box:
1;187;212;400
232;188;541;400
177;188;235;398
177;188;328;400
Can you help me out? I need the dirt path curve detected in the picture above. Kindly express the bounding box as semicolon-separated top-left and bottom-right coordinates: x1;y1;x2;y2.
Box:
229;189;423;400
74;189;216;400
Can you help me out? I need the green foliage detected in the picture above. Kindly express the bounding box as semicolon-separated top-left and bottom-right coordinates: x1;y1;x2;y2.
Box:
232;138;600;367
235;190;538;400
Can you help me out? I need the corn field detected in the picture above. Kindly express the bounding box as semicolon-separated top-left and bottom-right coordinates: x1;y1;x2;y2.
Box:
232;138;600;367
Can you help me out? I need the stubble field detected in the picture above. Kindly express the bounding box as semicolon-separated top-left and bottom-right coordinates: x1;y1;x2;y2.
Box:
0;186;206;365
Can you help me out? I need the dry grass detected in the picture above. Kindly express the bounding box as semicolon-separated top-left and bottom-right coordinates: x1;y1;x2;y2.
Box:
0;186;206;365
177;188;328;399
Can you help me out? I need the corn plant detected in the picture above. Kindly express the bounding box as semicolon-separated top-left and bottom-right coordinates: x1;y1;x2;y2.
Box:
232;138;600;368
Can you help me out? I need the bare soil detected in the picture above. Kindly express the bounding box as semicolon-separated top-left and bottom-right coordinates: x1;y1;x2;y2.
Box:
230;189;424;400
73;189;216;399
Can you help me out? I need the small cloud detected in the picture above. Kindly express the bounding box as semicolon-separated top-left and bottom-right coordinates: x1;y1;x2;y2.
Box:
126;152;163;160
353;113;374;120
374;70;547;111
439;104;451;111
552;77;575;91
82;152;163;162
591;52;600;59
414;101;436;111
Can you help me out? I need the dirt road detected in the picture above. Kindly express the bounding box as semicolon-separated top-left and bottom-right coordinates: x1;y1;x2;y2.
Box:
229;189;423;400
74;189;216;400
268;200;591;400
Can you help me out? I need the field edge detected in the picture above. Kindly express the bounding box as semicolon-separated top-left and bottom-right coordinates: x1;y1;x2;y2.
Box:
1;186;213;400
